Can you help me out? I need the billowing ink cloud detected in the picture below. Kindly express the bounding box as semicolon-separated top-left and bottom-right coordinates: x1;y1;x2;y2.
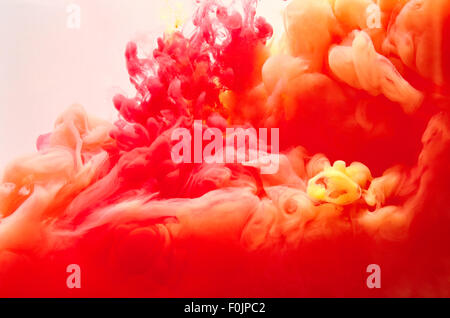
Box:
1;0;450;297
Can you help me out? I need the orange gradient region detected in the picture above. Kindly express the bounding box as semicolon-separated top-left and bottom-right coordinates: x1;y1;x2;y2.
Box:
1;0;450;297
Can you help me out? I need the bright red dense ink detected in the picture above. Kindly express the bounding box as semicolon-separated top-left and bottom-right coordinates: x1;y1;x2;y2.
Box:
0;0;450;297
